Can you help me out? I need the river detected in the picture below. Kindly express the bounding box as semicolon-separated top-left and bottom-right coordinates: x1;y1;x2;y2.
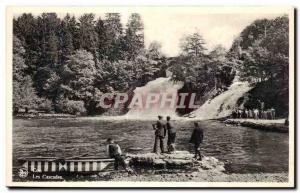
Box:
13;118;288;174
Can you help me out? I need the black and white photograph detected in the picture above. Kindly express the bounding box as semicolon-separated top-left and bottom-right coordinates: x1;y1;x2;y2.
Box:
6;6;295;188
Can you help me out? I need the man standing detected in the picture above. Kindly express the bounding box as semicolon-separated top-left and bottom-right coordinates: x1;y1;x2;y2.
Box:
189;122;204;160
259;100;265;111
106;138;129;171
152;115;166;154
166;116;176;152
253;108;259;119
270;107;276;119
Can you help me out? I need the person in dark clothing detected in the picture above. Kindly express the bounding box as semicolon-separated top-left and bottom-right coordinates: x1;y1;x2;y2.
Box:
152;115;166;153
106;138;129;171
166;116;176;152
189;122;204;160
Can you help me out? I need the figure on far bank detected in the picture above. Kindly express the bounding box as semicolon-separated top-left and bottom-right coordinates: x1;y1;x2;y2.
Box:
258;99;265;111
189;122;204;160
152;115;166;154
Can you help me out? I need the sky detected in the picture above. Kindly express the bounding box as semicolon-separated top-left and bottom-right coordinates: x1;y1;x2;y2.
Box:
60;12;285;56
14;9;287;57
139;13;283;56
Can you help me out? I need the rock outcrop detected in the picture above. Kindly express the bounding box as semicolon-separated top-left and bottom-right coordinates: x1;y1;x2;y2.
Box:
125;151;225;172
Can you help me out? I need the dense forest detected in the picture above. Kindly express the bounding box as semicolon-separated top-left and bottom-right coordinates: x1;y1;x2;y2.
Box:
13;13;289;116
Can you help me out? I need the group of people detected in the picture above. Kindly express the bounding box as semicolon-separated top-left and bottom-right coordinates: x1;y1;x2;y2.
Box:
106;115;204;171
232;107;276;119
151;116;204;160
152;116;176;154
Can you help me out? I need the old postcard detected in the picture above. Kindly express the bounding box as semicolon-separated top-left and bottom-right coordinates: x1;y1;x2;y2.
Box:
6;6;295;188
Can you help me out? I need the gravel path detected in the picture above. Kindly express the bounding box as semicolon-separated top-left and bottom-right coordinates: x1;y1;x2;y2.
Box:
109;171;288;182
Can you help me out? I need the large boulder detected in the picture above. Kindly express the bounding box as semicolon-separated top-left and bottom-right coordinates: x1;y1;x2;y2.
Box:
125;151;225;172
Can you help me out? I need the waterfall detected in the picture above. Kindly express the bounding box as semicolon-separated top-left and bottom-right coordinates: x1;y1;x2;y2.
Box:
190;80;252;120
125;77;184;119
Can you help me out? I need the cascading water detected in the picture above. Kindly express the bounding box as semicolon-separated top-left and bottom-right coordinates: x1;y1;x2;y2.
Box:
87;74;252;121
125;77;184;119
190;79;252;120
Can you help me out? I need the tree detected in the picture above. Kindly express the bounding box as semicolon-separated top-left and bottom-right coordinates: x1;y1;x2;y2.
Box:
13;12;194;115
67;15;80;50
60;50;96;113
229;15;289;116
261;16;289;84
45;31;59;66
78;14;98;57
209;45;227;62
231;15;289;83
13;36;26;82
35;13;61;98
171;32;211;93
262;16;289;56
58;14;75;63
239;19;271;49
209;45;235;88
180;32;207;57
132;56;159;86
13;13;39;76
56;98;86;115
95;60;134;92
36;13;60;66
123;13;145;59
13;36;41;111
147;41;164;59
105;13;122;37
103;13;123;60
13;76;40;111
34;65;61;104
95;17;109;60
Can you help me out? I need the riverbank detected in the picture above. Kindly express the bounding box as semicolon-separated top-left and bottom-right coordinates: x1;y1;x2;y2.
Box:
24;151;287;183
224;119;288;133
14;168;288;183
107;151;288;182
14;113;76;119
107;171;288;182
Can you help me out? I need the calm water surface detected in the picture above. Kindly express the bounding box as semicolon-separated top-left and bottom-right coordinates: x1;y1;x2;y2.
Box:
13;118;289;173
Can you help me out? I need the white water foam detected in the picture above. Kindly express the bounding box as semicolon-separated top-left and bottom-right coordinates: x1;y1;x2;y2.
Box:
80;77;251;121
190;81;252;120
125;77;184;120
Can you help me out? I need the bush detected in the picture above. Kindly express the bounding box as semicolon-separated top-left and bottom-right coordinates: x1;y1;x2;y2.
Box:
37;98;53;113
56;98;86;115
65;100;86;115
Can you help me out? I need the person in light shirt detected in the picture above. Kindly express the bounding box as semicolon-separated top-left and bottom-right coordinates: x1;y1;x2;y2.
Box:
106;138;128;171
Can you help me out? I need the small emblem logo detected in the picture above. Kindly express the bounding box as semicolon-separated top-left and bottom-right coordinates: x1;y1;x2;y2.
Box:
18;168;28;178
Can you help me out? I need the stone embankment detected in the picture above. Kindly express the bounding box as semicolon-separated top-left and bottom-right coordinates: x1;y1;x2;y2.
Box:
224;119;288;133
